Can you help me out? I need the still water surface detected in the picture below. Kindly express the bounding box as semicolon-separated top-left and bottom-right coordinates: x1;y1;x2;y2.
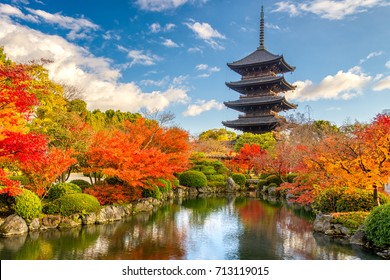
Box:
0;196;381;259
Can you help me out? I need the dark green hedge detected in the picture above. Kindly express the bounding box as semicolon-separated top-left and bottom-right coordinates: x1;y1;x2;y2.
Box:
43;193;101;216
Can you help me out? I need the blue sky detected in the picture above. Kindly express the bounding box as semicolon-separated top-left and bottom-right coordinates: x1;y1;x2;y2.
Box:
0;0;389;136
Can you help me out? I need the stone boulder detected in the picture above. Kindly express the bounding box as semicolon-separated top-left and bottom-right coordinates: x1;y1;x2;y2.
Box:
28;218;40;231
226;177;240;192
313;214;333;233
59;214;82;229
133;200;153;214
82;212;97;225
40;215;62;230
96;205;126;224
268;186;277;197
350;226;366;246
0;214;28;236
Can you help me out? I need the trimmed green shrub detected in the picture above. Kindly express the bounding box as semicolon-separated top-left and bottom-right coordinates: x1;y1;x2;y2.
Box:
172;178;179;188
179;171;207;188
364;203;390;247
207;181;226;188
266;175;283;186
257;179;268;188
231;173;246;188
142;185;162;199
104;176;124;185
285;173;298;183
313;187;390;213
158;179;172;193
43;193;101;216
69;179;92;190
312;187;345;213
259;173;271;180
206;174;227;182
47;183;82;200
336;190;390;212
332;212;370;235
8;175;30;186
14;189;42;223
201;166;216;175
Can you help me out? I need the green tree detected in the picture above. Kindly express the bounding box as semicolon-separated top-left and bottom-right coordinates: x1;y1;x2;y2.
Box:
199;128;236;141
233;132;276;152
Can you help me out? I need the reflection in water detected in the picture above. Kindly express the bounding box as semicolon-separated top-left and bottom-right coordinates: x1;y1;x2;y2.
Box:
0;197;381;260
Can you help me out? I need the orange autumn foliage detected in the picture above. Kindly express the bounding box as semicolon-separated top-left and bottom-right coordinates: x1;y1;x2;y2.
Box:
281;114;390;205
84;118;190;190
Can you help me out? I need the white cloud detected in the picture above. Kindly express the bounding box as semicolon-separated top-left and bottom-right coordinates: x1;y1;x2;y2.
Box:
117;47;162;67
183;99;224;116
195;64;208;70
373;76;390;91
195;63;220;78
103;31;121;41
140;76;170;87
149;22;176;33
136;0;208;11
273;0;390;20
0;18;189;113
265;22;281;30
289;66;372;101
25;8;99;40
0;3;38;22
386;60;390;69
188;46;203;53
184;20;225;49
0;4;99;40
162;38;179;48
136;0;188;11
360;51;384;64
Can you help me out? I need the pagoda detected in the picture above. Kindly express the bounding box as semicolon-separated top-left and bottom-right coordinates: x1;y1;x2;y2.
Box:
222;6;297;134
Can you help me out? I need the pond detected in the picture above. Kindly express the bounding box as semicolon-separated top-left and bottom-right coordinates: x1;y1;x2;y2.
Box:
0;196;382;260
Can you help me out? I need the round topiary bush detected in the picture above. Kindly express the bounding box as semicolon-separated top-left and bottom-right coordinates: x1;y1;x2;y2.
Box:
14;189;42;223
43;193;101;216
312;187;345;213
179;171;207;188
201;166;217;175
231;173;246;188
142;185;162;199
70;179;92;190
285;173;298;183
157;179;172;193
364;203;390;248
47;183;82;200
257;179;268;188
266;175;283;186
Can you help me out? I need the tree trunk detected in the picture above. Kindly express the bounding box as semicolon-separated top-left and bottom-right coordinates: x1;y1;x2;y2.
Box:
373;183;380;207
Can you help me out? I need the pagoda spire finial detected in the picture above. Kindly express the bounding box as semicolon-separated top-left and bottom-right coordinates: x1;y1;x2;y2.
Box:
259;5;265;50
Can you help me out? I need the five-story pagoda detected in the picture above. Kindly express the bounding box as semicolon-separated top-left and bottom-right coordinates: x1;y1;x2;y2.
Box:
222;6;297;134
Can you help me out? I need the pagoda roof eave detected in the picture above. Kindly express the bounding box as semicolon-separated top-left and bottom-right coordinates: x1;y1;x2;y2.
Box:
224;96;297;110
222;116;281;127
226;76;296;92
227;49;295;72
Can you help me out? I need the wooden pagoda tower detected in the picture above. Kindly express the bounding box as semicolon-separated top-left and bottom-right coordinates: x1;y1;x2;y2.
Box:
222;6;297;134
